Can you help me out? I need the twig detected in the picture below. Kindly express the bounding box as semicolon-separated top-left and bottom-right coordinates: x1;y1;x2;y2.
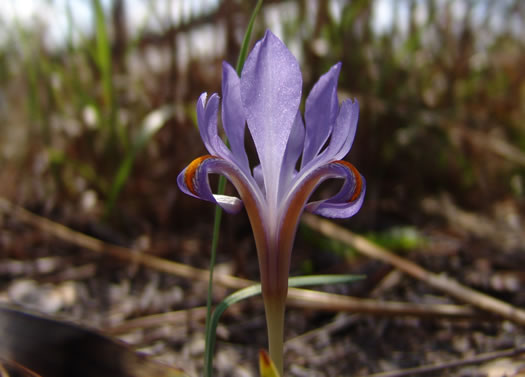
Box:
106;307;207;335
0;358;43;377
285;289;480;319
302;213;525;325
285;313;358;351
0;361;10;377
363;345;525;377
0;198;250;289
0;198;484;320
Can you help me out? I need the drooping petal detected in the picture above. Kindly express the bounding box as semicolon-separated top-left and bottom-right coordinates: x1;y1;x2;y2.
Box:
304;160;365;218
222;62;249;172
176;155;262;214
320;99;359;163
196;93;231;160
279;111;305;196
301;63;341;167
196;93;216;154
240;30;302;204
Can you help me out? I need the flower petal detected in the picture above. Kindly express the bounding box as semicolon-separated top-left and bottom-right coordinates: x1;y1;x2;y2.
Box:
304;160;365;218
301;63;341;167
253;164;266;195
279;111;305;196
240;30;302;203
177;155;261;214
222;62;249;172
321;98;359;162
197;93;231;160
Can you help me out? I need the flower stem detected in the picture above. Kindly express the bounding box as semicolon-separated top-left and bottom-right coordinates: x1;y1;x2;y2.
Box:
203;179;227;377
263;293;286;376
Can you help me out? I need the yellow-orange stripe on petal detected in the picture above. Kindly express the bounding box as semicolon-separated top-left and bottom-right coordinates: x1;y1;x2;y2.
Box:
333;160;363;202
184;155;215;196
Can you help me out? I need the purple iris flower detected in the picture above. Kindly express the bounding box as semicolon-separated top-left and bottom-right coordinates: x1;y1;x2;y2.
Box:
177;30;364;373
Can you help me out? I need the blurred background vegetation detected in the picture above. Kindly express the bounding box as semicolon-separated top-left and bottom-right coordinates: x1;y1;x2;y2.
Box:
1;2;525;374
0;0;524;239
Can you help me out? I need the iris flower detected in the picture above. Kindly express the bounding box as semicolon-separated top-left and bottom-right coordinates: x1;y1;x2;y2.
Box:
177;30;365;374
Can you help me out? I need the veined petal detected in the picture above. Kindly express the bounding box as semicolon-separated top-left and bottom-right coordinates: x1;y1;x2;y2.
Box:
304;160;365;218
279;111;305;196
196;93;216;154
177;155;262;214
301;63;341;168
253;164;266;195
197;93;231;160
321;99;359;162
241;30;302;204
222;62;249;172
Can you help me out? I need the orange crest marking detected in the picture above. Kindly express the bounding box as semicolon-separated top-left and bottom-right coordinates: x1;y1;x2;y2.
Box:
184;155;215;195
333;160;363;202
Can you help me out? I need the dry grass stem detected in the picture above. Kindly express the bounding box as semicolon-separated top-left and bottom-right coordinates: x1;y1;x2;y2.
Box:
0;197;482;320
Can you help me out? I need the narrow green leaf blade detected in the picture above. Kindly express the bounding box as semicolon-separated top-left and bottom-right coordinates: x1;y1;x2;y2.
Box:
204;274;364;375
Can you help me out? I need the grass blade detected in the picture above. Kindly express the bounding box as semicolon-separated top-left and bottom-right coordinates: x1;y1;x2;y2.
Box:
203;2;264;376
92;0;117;147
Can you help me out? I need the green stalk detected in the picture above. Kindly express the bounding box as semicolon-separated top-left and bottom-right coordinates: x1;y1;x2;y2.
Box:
235;0;264;75
203;2;263;377
202;178;226;375
92;0;118;150
264;295;286;374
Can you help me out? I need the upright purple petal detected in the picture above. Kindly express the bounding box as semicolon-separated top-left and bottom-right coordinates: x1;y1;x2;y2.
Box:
196;93;213;153
197;93;231;159
301;63;341;167
279;111;305;196
253;164;266;195
222;62;249;172
241;30;302;204
321;99;359;162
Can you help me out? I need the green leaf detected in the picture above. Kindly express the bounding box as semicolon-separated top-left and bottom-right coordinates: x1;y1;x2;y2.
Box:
204;274;364;376
235;0;264;75
92;0;118;148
